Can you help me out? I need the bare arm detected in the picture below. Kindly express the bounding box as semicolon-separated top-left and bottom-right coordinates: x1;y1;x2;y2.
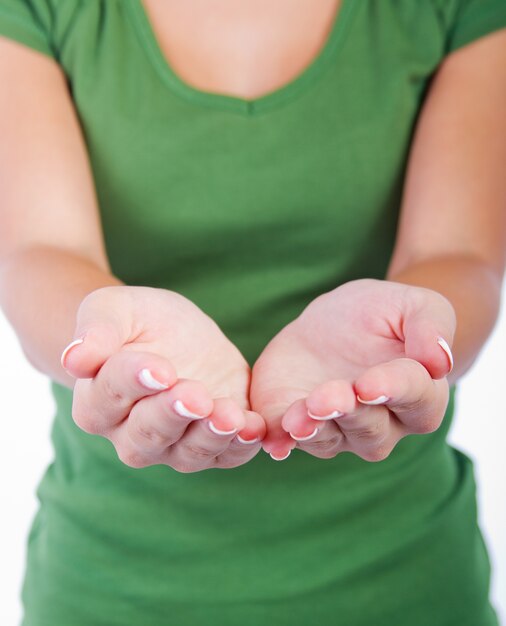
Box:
0;37;124;388
386;28;506;385
0;36;269;471
250;31;506;458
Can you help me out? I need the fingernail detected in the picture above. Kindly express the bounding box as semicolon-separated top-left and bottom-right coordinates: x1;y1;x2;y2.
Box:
208;421;238;436
289;426;319;441
173;400;207;420
270;450;291;461
138;368;170;391
60;337;84;369
357;394;390;405
437;337;454;373
307;409;344;420
236;434;261;445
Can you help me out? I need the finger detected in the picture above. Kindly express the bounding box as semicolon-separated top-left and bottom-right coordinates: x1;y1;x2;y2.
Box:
72;352;197;435
233;410;267;445
257;407;297;462
250;387;301;461
302;382;405;462
61;287;135;378
337;407;402;462
402;290;456;379
281;379;355;444
277;381;355;458
166;397;247;472
282;398;326;440
305;379;357;421
300;379;396;460
214;410;267;466
281;398;344;459
123;379;216;454
355;357;449;434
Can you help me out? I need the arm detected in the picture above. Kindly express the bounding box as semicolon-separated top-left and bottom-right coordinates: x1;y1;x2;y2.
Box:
0;36;124;389
386;28;506;386
0;36;267;469
249;28;506;461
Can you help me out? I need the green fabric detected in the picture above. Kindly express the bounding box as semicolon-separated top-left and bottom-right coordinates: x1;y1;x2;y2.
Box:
445;0;506;52
1;0;505;624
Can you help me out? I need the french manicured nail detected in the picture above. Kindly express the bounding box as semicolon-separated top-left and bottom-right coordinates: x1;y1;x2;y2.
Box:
357;394;390;405
270;450;291;461
289;426;319;441
138;368;170;391
60;338;84;369
173;400;207;420
307;409;344;420
437;337;454;373
208;421;238;436
236;434;261;445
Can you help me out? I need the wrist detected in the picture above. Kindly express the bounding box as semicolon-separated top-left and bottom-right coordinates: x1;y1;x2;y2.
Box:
0;245;125;386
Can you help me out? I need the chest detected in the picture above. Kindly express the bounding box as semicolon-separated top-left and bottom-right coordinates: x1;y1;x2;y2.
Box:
60;0;448;288
140;0;342;100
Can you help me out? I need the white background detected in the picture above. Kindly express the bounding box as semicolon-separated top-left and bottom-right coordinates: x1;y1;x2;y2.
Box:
1;292;505;625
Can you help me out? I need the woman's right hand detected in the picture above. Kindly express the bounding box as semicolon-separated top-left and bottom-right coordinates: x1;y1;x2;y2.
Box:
61;285;266;473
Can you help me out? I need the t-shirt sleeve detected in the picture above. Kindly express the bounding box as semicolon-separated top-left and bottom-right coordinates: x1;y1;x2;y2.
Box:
0;0;56;59
445;0;506;54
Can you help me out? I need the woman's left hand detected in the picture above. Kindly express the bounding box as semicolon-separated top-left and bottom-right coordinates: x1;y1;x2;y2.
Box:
250;278;456;461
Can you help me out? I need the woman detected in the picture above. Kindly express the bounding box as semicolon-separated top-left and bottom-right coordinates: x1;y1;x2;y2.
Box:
0;0;505;624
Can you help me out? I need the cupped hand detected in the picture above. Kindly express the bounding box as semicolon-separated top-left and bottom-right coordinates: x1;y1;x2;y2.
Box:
249;279;456;461
61;286;266;472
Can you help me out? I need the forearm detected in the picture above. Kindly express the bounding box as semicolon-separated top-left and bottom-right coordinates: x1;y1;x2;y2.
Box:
0;245;125;388
386;254;503;385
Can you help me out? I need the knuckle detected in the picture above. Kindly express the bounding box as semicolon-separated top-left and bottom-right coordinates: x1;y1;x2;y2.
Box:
71;386;103;434
397;397;426;414
101;377;127;406
347;422;383;440
306;448;338;459
180;442;216;461
71;407;103;435
413;416;442;434
360;444;393;463
71;394;109;435
215;454;246;469
129;420;167;447
410;410;444;434
116;447;150;469
305;435;342;453
170;459;206;474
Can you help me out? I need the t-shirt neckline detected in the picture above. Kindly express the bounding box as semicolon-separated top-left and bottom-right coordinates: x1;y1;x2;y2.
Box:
126;0;359;116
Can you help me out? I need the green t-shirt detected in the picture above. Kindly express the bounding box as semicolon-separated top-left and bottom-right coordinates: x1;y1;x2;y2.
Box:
1;1;505;624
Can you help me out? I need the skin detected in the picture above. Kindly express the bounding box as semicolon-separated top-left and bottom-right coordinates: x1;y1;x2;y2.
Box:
62;286;266;472
141;0;342;100
251;279;456;460
0;2;505;471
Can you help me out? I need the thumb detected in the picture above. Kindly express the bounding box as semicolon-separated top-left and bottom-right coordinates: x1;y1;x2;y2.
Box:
256;405;295;460
60;287;134;379
249;383;299;459
402;289;456;380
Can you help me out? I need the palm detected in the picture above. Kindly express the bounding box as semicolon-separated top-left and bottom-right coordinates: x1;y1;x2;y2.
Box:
106;287;251;407
250;279;453;453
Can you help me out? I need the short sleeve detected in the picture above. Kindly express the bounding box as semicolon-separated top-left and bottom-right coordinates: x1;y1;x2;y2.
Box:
0;0;56;58
445;0;506;54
